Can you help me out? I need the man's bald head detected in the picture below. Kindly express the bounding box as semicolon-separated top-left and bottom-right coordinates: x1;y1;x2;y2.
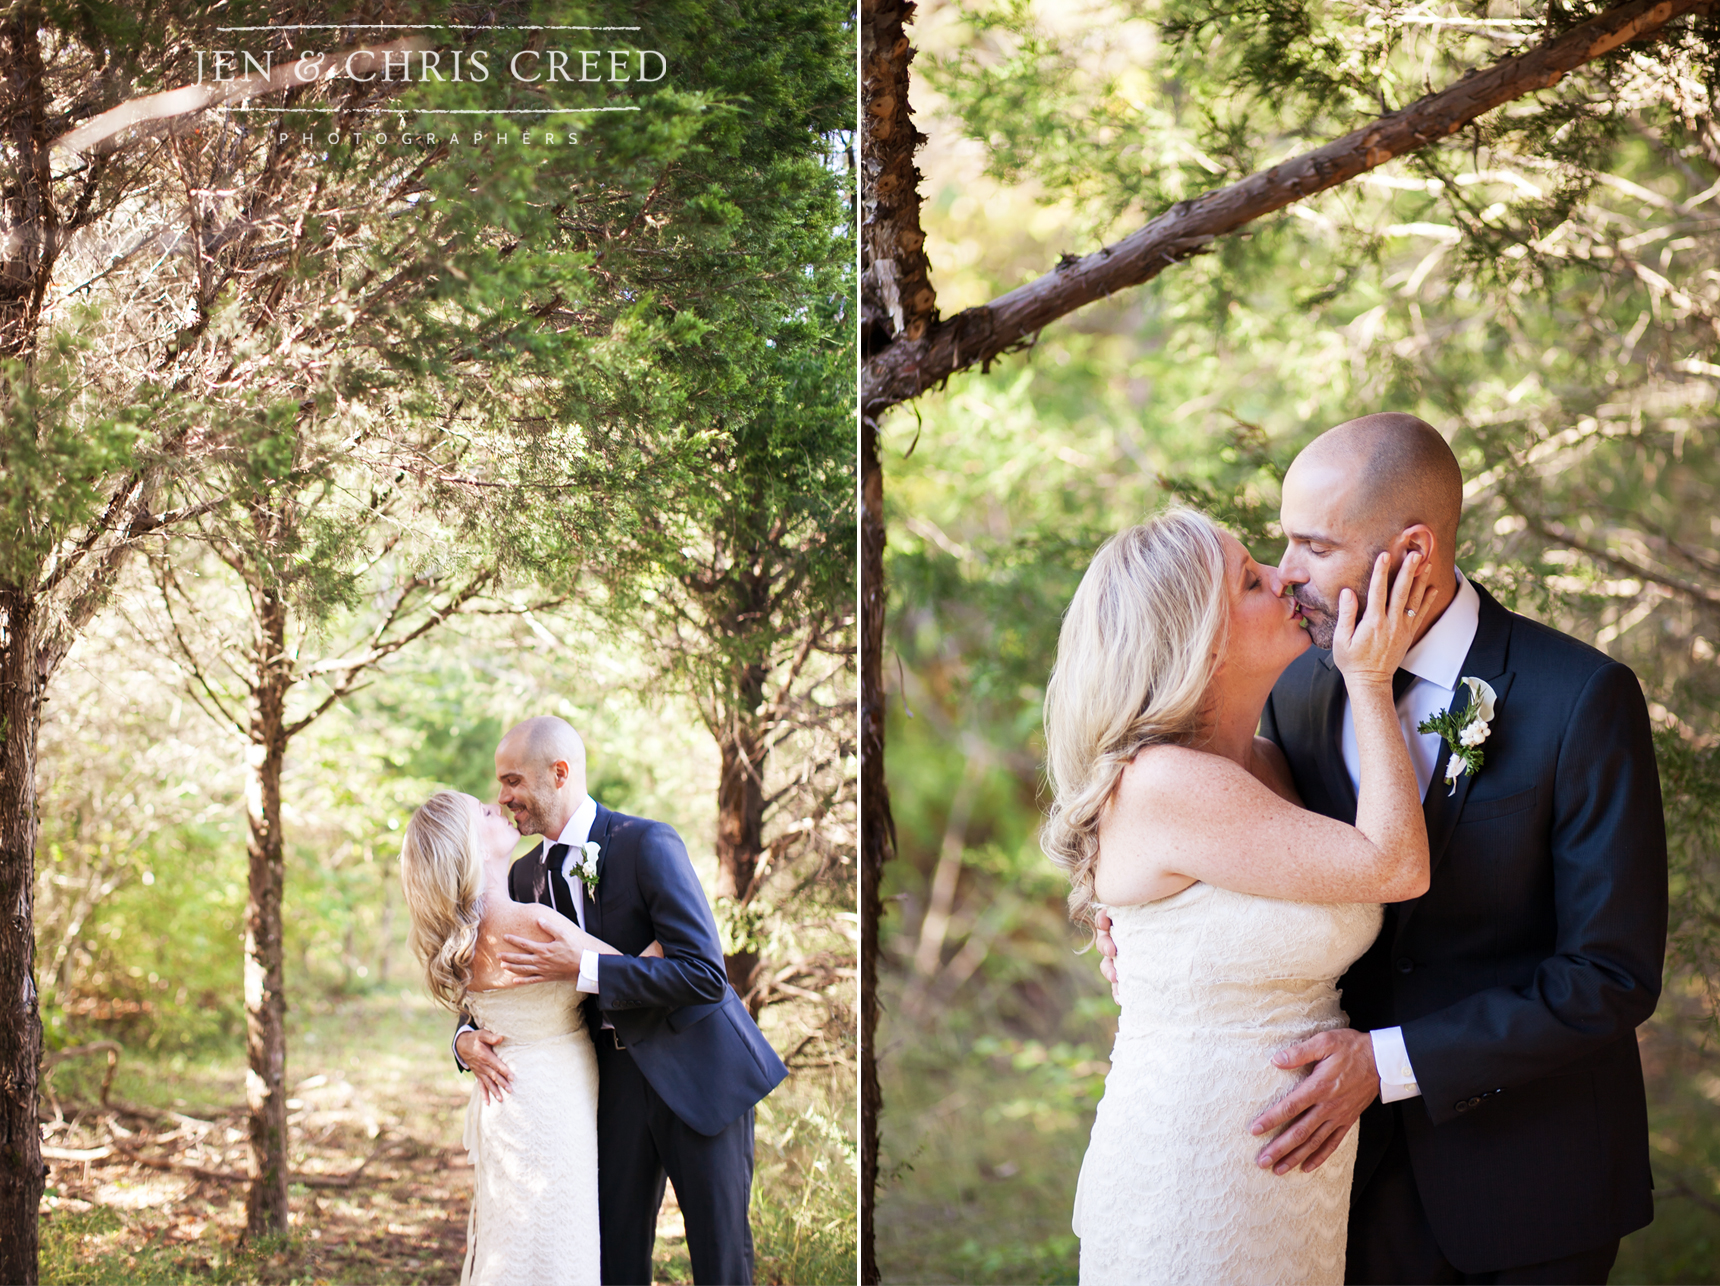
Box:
1278;413;1463;649
499;716;586;774
494;717;587;839
1294;413;1462;553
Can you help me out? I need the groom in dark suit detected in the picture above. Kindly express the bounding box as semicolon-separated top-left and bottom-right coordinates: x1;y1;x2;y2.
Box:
1101;414;1666;1283
455;716;787;1286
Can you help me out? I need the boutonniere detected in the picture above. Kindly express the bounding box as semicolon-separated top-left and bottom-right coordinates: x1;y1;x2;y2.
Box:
576;840;602;896
1419;677;1497;795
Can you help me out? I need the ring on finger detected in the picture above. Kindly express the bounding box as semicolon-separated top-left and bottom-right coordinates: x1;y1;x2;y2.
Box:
1405;608;1416;617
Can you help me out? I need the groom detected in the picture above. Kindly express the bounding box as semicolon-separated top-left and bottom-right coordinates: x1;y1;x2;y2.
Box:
454;716;787;1286
1100;414;1666;1283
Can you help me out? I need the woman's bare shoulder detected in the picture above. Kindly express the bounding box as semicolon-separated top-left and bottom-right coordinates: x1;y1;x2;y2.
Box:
1116;742;1252;799
479;898;554;939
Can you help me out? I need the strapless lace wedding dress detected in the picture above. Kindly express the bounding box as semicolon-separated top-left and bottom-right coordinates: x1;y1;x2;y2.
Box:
1073;884;1383;1285
461;979;600;1286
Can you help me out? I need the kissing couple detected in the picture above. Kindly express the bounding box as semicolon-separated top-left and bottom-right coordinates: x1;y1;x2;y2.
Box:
397;716;787;1286
1049;415;1667;1284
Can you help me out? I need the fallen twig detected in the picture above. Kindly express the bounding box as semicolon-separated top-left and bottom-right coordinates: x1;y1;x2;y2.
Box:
105;1129;394;1190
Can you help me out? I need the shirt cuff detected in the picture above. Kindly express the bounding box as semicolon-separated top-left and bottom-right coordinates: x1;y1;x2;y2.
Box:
452;1017;477;1072
577;949;601;995
1370;1025;1421;1103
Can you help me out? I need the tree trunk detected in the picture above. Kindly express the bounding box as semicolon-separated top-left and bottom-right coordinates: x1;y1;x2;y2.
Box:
714;666;768;1006
0;9;58;361
243;585;291;1239
859;0;925;1273
0;591;44;1283
858;421;891;1286
862;0;1714;412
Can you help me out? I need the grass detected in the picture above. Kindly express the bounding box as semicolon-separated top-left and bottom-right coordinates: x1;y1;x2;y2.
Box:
40;991;855;1285
875;970;1720;1285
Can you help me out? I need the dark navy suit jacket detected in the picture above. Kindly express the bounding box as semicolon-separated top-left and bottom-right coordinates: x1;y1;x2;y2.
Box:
506;802;787;1137
1260;579;1667;1272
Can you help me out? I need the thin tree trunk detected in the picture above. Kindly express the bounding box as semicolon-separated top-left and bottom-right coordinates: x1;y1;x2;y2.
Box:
714;669;768;1007
858;421;891;1286
243;584;290;1239
0;591;44;1282
0;8;57;361
862;0;1713;412
859;0;925;1273
910;756;980;978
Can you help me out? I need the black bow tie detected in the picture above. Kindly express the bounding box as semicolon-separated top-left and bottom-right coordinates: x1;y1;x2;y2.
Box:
1393;668;1417;703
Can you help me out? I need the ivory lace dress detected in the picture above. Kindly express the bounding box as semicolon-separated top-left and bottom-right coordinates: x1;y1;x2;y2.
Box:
1073;884;1383;1285
460;979;600;1286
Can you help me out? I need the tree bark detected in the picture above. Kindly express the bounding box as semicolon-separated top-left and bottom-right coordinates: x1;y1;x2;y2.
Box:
243;582;291;1240
0;592;44;1283
861;0;936;361
858;420;891;1286
859;0;926;1276
0;12;61;1278
714;663;768;1005
862;0;1714;413
0;8;58;361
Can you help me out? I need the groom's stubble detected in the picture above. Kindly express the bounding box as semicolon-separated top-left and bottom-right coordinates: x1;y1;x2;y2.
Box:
1290;544;1390;651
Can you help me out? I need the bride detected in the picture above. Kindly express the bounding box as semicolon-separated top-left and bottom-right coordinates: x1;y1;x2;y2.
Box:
399;790;654;1286
1044;509;1433;1285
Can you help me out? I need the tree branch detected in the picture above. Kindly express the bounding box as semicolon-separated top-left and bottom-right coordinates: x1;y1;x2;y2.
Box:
862;0;1713;414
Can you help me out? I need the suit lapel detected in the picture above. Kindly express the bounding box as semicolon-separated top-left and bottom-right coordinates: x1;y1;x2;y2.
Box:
1312;653;1360;823
513;840;549;906
584;803;615;943
1394;582;1515;939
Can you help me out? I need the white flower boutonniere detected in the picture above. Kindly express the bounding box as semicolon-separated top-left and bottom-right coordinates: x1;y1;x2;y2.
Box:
576;840;601;896
1419;676;1497;795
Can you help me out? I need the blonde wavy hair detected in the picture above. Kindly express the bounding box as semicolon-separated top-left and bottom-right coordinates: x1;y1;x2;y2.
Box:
399;791;486;1011
1042;508;1231;933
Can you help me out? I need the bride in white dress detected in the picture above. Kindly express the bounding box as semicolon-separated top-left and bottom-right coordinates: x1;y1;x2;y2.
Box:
1042;509;1435;1285
398;791;654;1286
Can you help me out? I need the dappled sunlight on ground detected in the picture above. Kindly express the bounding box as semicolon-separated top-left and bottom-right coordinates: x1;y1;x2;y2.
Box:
39;994;699;1284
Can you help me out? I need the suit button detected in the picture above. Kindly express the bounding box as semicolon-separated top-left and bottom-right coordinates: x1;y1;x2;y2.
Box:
1468;1096;1481;1108
1395;957;1414;974
1454;1100;1469;1113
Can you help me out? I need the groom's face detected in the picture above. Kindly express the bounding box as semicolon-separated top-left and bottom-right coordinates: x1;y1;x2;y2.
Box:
1277;458;1390;651
495;740;568;838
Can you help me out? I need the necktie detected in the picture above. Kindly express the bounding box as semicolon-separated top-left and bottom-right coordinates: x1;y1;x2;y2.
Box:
544;842;579;925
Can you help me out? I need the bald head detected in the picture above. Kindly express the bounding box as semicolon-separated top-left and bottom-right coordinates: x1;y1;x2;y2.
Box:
1295;413;1462;553
495;717;587;840
1279;413;1463;649
500;716;586;773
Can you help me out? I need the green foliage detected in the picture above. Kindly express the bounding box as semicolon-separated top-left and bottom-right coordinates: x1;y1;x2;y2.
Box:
751;1082;860;1285
0;346;141;587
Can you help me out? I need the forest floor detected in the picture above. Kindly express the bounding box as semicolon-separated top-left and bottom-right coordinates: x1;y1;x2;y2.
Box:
875;975;1720;1285
38;992;844;1285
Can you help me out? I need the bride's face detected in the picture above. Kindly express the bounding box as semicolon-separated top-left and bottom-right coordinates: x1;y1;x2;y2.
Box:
1216;532;1308;681
470;797;520;861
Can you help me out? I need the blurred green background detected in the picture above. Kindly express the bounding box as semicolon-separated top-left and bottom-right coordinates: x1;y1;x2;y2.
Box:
872;2;1720;1281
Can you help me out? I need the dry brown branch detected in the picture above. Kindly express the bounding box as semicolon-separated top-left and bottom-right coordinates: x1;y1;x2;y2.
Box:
861;0;1714;414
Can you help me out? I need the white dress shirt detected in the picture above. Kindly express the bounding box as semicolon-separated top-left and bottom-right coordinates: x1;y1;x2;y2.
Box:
1338;569;1480;1103
550;795;603;995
